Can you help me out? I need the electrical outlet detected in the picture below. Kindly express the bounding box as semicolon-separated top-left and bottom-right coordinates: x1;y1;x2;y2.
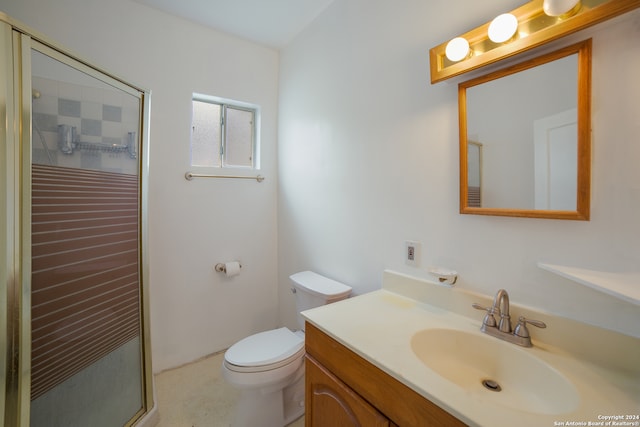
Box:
405;241;421;266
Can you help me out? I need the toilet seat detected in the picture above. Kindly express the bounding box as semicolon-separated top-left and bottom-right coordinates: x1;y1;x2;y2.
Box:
224;327;304;373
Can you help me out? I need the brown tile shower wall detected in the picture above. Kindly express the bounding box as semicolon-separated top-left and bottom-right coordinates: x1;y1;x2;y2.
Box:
31;164;141;400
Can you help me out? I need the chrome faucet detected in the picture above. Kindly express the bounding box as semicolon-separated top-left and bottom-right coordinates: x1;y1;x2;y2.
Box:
472;289;546;347
494;289;511;333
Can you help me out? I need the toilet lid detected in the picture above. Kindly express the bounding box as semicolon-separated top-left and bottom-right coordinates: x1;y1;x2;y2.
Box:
225;327;304;368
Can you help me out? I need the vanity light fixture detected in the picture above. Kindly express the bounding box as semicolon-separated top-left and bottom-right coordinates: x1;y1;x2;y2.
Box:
429;0;640;84
488;13;518;43
543;0;582;17
445;37;470;62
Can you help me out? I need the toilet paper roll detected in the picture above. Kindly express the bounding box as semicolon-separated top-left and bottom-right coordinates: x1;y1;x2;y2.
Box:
224;261;241;277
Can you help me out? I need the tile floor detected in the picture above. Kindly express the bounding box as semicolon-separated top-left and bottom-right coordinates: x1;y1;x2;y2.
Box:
155;351;305;427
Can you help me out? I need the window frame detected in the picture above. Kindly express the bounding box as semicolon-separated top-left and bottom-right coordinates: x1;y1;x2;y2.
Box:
191;93;261;170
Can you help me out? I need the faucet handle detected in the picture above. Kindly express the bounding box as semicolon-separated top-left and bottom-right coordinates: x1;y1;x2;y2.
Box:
514;316;547;338
472;303;498;328
472;303;500;315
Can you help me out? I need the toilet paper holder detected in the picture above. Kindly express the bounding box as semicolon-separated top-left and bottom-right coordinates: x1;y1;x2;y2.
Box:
215;262;242;273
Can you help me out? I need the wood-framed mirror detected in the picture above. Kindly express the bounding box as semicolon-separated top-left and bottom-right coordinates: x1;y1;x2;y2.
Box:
459;39;591;220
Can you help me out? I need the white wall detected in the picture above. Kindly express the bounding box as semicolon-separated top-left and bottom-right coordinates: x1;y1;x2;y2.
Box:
1;0;280;372
5;0;639;378
278;0;640;337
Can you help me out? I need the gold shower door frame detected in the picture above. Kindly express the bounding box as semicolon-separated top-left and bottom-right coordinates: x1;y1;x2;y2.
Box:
0;14;153;427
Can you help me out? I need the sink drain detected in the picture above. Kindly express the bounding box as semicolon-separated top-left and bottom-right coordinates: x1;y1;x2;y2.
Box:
482;379;502;392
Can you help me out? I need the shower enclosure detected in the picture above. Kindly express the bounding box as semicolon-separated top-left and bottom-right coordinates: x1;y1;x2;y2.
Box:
1;14;153;426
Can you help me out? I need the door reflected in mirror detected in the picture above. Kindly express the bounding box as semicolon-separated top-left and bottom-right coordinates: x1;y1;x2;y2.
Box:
459;39;591;220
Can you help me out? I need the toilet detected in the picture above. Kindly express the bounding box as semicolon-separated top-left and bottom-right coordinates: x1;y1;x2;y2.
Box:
222;271;352;427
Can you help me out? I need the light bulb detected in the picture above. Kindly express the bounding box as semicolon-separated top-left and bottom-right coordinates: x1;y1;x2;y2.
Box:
543;0;581;17
445;37;470;62
488;13;518;43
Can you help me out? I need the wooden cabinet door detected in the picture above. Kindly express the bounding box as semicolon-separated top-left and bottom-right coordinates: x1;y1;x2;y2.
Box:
306;356;390;427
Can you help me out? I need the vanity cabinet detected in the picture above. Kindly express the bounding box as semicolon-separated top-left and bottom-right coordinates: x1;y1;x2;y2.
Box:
306;356;392;426
305;323;466;427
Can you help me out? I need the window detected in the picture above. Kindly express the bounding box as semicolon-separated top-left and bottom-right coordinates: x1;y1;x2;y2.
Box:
191;93;259;169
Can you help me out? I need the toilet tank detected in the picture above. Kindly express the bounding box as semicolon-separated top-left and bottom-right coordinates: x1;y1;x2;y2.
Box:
290;271;352;330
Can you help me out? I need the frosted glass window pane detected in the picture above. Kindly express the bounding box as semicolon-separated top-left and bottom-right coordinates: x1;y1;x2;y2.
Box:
191;101;221;167
224;107;253;167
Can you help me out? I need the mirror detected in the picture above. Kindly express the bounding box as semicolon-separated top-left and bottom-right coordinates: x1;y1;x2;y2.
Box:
459;39;591;220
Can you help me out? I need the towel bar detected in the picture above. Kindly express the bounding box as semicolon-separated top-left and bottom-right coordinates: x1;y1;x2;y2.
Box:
185;172;264;182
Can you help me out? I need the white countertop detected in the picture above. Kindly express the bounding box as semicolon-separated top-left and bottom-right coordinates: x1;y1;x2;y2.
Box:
302;271;640;427
538;262;640;306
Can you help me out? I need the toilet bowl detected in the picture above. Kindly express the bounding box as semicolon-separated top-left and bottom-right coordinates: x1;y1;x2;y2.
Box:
222;271;352;427
222;328;306;427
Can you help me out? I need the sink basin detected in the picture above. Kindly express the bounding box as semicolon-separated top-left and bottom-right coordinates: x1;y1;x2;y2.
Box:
411;328;579;415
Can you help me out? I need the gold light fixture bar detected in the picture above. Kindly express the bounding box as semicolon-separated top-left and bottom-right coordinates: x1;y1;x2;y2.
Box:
429;0;640;84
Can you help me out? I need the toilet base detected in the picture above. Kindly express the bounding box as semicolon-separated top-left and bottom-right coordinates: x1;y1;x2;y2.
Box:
229;363;305;427
283;370;305;425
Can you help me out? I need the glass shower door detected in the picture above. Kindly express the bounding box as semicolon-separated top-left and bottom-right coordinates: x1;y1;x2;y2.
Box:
28;43;149;426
